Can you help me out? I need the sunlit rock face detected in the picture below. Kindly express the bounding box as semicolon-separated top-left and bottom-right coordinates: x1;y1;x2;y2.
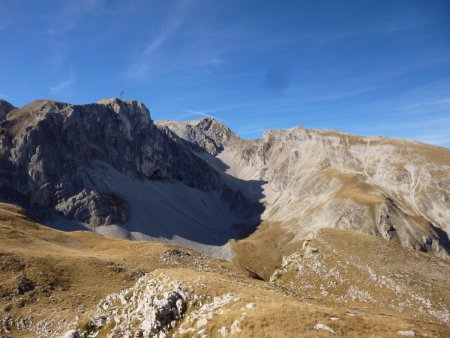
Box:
159;118;450;258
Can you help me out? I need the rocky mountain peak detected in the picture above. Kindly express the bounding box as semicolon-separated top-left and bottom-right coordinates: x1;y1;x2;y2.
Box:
96;98;151;124
156;116;236;155
191;117;233;136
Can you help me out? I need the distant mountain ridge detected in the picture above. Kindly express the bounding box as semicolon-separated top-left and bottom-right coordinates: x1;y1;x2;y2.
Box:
160;112;450;260
0;98;449;260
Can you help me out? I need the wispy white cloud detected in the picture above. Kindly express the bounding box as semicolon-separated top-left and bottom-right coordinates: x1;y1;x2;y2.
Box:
0;91;11;100
142;6;188;54
345;86;450;148
382;116;450;131
36;0;105;76
378;14;432;34
301;85;386;102
313;14;434;47
410;134;450;147
126;4;311;83
395;117;450;148
45;0;103;36
359;79;450;118
50;74;75;94
182;109;227;122
128;0;194;80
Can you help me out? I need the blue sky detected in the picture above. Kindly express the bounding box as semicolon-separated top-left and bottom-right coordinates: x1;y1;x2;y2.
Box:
1;0;449;147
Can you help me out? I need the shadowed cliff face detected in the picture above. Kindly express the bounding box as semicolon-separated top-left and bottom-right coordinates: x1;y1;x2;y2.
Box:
0;99;265;257
158;118;450;259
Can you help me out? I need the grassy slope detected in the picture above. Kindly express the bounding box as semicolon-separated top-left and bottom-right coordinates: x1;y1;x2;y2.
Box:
0;203;449;337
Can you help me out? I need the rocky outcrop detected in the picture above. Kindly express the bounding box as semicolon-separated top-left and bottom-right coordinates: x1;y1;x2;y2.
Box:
64;272;244;337
78;273;189;337
55;189;129;226
156;118;234;155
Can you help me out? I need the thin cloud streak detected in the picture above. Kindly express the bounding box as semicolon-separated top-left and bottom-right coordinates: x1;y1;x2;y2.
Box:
182;109;227;123
50;75;75;94
0;91;11;100
142;3;189;54
409;134;450;147
44;0;103;36
128;0;194;80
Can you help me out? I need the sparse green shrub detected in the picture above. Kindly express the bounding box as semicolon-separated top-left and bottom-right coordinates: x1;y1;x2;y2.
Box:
273;272;283;280
81;320;98;338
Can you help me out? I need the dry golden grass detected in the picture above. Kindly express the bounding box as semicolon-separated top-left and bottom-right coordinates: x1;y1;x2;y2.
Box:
323;169;385;220
0;203;449;337
0;203;244;336
271;228;450;336
310;128;450;167
231;221;298;280
6;100;64;136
